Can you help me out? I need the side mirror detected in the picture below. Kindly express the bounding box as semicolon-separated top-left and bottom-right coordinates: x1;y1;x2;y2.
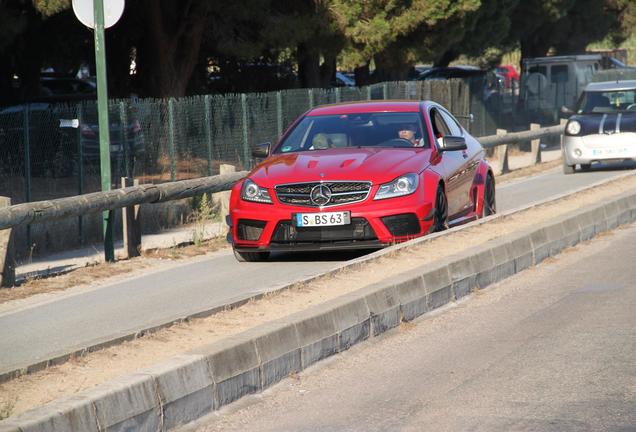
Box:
440;136;467;152
561;105;574;116
252;142;270;158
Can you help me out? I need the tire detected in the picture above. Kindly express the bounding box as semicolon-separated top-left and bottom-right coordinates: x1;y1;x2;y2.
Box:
562;161;575;175
233;248;270;262
432;187;448;232
481;174;496;217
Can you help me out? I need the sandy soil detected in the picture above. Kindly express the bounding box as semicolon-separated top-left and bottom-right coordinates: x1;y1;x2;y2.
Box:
1;167;635;420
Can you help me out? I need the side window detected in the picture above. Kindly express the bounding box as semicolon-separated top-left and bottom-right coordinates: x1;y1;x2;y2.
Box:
429;109;451;148
551;65;568;84
439;110;463;136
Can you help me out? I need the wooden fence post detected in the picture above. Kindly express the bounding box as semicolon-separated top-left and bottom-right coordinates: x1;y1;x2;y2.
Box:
122;178;141;259
530;123;542;165
215;165;236;225
495;129;509;174
0;197;15;288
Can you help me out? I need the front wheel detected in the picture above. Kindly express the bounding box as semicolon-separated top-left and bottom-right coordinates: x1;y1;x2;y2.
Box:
481;174;496;217
233;248;270;262
432;187;448;232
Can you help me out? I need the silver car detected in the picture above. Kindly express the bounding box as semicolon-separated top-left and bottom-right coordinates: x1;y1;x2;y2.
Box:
562;80;636;174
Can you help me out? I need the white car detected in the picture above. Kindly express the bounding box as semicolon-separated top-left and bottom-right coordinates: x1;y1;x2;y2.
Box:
562;80;636;174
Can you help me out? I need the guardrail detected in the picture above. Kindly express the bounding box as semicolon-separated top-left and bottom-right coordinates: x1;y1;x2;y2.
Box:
0;121;567;287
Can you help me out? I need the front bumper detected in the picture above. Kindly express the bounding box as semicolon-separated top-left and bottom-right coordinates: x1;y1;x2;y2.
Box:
229;193;434;252
563;133;636;165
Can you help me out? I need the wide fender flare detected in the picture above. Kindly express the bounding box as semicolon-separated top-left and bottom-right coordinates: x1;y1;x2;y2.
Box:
421;169;444;211
472;160;494;216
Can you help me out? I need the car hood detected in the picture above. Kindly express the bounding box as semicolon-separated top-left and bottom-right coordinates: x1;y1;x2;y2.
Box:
248;148;431;186
571;112;636;135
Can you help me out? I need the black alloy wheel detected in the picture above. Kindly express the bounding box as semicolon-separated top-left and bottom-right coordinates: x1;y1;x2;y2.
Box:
433;187;448;232
233;248;270;262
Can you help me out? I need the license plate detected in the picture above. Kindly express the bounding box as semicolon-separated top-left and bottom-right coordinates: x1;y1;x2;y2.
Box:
592;147;627;156
294;211;351;227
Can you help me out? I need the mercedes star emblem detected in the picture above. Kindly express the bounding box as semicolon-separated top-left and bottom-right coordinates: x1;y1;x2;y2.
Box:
310;184;332;206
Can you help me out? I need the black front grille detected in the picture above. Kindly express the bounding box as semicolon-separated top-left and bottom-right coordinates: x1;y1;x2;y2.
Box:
237;219;266;241
381;214;421;237
270;218;377;243
275;181;371;207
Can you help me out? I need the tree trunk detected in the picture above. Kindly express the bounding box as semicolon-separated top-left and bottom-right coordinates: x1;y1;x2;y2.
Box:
297;43;321;88
135;0;209;98
354;64;371;86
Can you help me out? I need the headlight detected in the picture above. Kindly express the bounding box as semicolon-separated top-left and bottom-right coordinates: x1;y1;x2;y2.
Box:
374;173;419;200
240;179;272;204
566;120;581;135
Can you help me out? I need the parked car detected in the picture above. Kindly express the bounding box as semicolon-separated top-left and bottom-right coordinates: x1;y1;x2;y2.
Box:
519;54;601;122
495;65;520;89
333;72;355;87
228;100;496;262
0;102;144;178
562;80;636;174
416;66;484;81
39;75;96;101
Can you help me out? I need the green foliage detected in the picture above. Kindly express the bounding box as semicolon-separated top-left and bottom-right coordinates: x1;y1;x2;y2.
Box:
32;0;70;17
189;193;219;246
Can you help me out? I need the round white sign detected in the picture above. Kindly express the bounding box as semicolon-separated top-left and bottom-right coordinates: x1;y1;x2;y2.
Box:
72;0;125;29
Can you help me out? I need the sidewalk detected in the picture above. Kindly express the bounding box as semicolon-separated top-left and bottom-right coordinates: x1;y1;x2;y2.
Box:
15;221;227;281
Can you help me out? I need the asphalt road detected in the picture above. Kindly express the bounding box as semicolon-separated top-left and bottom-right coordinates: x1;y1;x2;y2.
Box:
0;164;632;375
189;222;636;432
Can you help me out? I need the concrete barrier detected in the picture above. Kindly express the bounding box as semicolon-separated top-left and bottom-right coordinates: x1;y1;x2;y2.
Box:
3;186;636;431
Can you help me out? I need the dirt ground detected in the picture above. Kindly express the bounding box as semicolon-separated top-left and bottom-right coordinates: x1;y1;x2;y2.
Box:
2;161;634;420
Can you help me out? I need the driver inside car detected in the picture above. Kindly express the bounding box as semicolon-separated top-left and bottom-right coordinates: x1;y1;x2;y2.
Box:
398;123;420;146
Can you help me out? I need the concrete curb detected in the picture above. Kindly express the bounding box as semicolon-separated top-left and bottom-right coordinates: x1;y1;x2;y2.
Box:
3;184;636;431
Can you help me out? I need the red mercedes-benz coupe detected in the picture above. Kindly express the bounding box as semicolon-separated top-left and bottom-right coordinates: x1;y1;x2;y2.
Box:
228;101;495;262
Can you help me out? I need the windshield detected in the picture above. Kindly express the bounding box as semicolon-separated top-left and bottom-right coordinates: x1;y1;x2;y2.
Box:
576;89;636;114
274;112;429;153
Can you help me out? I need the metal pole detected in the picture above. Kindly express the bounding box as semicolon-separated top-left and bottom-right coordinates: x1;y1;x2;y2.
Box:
76;103;84;244
308;89;314;109
204;95;213;176
335;87;341;103
167;98;176;181
276;91;283;137
22;103;32;249
383;83;388;100
241;93;250;169
93;0;114;262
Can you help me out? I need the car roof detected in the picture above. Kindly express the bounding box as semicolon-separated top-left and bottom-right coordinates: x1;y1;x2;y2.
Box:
307;100;424;116
585;80;636;92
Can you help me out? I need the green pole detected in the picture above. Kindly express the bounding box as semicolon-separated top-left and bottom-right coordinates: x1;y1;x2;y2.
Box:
22;103;32;250
367;86;372;100
76;103;84;244
276;91;283;137
308;89;314;109
93;0;114;262
204;95;213;176
168;98;176;181
335;87;341;103
241;93;250;169
383;83;388;100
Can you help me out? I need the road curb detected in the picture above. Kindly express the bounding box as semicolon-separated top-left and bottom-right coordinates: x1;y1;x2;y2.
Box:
3;183;636;431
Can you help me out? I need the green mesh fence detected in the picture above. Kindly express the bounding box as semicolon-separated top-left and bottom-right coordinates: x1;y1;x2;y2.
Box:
0;77;550;257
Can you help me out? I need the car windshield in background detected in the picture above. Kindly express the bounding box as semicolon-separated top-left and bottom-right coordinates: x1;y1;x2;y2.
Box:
275;112;429;153
576;89;636;114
